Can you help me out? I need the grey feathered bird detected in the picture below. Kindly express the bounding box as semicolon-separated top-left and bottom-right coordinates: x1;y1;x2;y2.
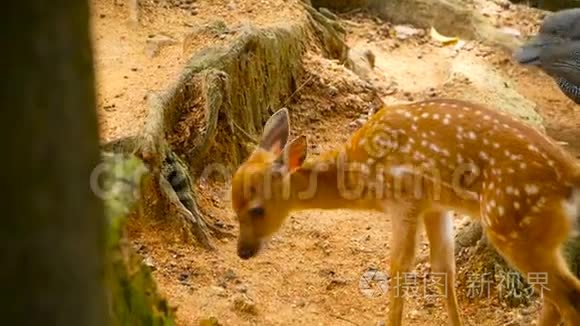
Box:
514;8;580;104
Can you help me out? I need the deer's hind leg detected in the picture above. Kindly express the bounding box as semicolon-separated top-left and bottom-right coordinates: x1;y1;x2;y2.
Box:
483;200;580;326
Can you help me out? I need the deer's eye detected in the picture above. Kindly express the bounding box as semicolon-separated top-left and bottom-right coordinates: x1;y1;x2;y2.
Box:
248;206;265;219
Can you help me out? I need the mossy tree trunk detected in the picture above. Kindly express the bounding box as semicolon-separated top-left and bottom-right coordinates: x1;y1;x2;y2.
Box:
0;0;107;324
0;1;175;325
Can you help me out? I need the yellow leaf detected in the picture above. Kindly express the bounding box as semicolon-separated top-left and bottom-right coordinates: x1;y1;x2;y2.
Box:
430;26;459;46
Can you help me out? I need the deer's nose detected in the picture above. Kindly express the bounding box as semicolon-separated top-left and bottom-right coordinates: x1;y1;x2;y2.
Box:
237;244;258;260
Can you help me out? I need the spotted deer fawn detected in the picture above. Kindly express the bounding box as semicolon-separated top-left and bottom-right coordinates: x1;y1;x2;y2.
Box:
231;99;580;326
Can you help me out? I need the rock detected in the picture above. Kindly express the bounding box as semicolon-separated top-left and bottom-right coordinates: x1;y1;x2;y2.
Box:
232;293;258;315
143;257;156;270
407;309;420;319
328;85;338;96
499;27;522;38
199;317;222;326
326;276;349;290
492;0;511;9
223;269;237;281
442;51;545;132
344;44;376;82
235;283;248;293
209;285;227;297
178;272;189;282
394;25;422;40
145;34;177;58
423;301;435;308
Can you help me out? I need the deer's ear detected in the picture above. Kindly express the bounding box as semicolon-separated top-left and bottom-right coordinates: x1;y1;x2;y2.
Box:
277;135;308;173
259;108;290;156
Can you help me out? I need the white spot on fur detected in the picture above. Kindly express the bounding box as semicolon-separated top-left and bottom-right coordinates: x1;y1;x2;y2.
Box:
390;165;413;177
520;216;530;225
563;188;580;237
400;144;412;153
524;184;539;195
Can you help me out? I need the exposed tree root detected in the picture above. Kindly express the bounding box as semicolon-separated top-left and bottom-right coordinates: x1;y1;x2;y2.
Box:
301;2;349;62
101;6;349;250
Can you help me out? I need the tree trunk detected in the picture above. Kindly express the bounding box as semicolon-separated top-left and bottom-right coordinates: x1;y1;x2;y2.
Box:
0;0;107;325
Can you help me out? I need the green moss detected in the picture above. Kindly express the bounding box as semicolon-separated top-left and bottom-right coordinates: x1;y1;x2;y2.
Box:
100;153;176;326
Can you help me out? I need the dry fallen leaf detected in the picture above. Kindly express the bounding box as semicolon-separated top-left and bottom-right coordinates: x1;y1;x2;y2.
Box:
430;26;460;46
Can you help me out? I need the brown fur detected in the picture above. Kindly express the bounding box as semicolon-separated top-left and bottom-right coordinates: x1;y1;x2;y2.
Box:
231;99;580;325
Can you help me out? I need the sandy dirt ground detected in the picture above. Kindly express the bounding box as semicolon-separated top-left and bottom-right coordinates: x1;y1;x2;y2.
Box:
91;0;580;325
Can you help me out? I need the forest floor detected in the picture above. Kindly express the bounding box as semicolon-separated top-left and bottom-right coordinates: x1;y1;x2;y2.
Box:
91;0;580;325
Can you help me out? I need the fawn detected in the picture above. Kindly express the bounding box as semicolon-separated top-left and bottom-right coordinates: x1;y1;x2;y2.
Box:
231;98;580;326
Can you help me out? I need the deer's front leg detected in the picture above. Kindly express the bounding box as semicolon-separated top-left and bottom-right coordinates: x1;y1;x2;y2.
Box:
423;210;462;326
388;206;420;326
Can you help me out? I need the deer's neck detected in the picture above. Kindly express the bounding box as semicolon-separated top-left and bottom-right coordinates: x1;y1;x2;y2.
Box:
288;149;379;212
